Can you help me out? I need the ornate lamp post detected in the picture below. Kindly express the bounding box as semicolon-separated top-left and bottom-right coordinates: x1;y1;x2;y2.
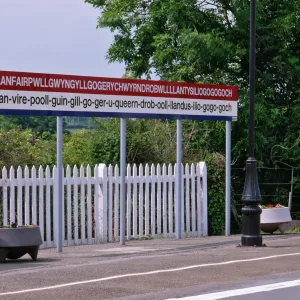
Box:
241;0;263;246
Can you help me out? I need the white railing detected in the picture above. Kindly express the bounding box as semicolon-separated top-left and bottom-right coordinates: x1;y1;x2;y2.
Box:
0;162;207;249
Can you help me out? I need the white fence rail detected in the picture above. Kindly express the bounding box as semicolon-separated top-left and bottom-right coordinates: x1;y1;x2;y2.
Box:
0;162;207;249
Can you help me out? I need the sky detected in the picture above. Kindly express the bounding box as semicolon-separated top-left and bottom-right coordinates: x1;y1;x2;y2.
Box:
0;0;125;78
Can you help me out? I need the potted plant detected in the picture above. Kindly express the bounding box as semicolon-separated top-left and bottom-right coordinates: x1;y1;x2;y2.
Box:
0;223;43;263
260;204;292;234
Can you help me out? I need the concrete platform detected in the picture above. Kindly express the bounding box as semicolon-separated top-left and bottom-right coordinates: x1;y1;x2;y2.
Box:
1;234;300;300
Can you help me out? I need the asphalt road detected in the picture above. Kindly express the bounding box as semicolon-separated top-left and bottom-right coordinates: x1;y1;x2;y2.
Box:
1;235;300;300
168;275;300;299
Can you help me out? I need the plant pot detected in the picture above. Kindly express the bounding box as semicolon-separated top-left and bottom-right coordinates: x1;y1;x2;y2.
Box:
0;226;43;263
260;207;292;234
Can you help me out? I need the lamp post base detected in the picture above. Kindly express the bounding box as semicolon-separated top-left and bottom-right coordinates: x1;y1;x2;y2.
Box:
241;157;263;246
241;235;262;247
241;205;263;246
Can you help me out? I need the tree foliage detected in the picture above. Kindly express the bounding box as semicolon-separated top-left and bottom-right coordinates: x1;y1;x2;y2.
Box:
0;129;56;169
86;0;300;168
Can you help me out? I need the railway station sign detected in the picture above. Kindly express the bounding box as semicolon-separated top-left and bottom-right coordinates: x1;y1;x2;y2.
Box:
0;71;238;120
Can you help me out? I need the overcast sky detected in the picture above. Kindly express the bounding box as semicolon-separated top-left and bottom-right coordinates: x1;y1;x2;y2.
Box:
0;0;124;78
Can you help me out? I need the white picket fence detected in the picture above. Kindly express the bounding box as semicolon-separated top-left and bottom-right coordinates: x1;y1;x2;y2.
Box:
0;162;207;249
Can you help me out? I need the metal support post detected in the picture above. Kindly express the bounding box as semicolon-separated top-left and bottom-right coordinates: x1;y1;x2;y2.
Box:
225;121;231;236
176;119;182;239
120;118;126;245
57;116;63;252
241;0;263;246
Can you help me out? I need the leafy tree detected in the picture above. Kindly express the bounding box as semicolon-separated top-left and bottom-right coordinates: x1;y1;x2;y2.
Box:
0;129;56;169
63;130;94;166
89;118;173;165
86;0;300;168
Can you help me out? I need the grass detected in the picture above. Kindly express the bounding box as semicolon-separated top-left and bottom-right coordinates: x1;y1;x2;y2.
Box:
285;227;300;234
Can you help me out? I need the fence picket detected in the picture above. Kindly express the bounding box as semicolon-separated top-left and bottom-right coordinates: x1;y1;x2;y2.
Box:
200;162;208;236
73;166;79;245
145;164;150;236
157;164;162;235
151;164;156;236
162;164;167;237
185;164;190;236
80;166;86;244
114;165;119;240
66;166;72;246
196;163;202;236
138;164;144;237
46;166;52;247
94;165;100;242
2;167;8;226
168;164;173;236
17;167;23;226
132;164;138;239
52;166;57;247
24;166;30;226
181;163;185;237
38;166;45;247
99;164;107;243
108;165;113;242
87;165;92;244
9;167;15;224
191;164;196;236
31;166;37;225
62;166;65;246
126;164;132;240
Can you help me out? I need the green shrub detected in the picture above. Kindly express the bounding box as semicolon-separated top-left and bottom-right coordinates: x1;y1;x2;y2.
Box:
207;153;226;235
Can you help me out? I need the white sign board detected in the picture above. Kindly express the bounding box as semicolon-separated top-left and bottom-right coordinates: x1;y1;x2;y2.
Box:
0;71;238;120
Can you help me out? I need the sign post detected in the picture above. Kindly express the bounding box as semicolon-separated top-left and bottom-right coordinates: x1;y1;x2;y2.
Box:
176;120;182;239
225;121;231;236
56;116;63;252
120;118;126;245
